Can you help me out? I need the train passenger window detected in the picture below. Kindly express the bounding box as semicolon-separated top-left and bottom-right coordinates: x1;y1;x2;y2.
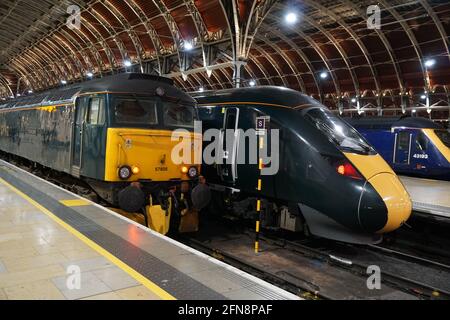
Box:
113;97;158;125
397;132;410;151
163;103;194;128
416;131;428;152
87;97;105;125
435;130;450;148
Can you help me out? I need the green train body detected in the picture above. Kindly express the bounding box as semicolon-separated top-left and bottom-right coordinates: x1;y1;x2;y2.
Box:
195;86;412;244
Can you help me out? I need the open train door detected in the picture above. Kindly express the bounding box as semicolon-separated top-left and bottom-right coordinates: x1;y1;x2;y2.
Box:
71;96;88;177
219;107;240;184
393;129;412;166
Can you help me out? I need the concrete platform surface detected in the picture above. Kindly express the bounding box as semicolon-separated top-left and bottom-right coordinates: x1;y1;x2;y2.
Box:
0;160;299;300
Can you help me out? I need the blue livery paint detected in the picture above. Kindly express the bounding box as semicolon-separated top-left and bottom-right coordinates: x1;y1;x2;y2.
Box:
353;127;450;180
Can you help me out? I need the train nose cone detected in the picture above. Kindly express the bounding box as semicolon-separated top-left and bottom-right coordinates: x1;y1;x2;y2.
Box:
359;173;412;233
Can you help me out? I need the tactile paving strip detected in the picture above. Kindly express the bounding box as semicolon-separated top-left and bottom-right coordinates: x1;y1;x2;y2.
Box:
0;165;226;300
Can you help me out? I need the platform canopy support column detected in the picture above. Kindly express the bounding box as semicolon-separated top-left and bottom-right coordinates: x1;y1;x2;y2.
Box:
377;95;383;116
401;95;408;115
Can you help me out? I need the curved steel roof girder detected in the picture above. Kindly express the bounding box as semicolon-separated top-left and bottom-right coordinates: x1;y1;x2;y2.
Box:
338;0;404;92
377;0;427;89
151;0;184;72
251;41;289;88
254;35;306;92
302;0;380;93
123;0;165;73
262;27;323;97
419;0;450;63
101;1;145;70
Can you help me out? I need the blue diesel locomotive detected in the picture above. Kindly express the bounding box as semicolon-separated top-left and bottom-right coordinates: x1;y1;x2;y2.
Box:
346;117;450;180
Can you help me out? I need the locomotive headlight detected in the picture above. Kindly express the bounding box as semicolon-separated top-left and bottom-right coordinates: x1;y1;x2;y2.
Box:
118;166;132;180
181;166;188;174
131;166;140;175
188;166;198;179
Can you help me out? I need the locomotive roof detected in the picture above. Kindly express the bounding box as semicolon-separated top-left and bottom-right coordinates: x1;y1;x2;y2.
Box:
0;73;195;110
345;116;442;130
193;86;322;110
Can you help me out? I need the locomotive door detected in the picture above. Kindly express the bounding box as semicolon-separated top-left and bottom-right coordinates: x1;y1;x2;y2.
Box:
219;107;240;183
393;130;412;165
71;96;88;176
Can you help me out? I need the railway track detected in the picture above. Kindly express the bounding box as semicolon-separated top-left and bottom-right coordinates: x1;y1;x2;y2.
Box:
177;218;446;299
267;235;450;300
178;235;330;300
4;157;450;300
367;244;450;273
380;219;450;266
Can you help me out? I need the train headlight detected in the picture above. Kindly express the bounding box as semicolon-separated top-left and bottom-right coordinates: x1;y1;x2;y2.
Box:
188;166;198;179
132;166;140;175
118;166;132;180
181;166;188;174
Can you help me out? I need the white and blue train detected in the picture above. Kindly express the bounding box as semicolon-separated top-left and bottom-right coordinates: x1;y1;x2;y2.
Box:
346;117;450;180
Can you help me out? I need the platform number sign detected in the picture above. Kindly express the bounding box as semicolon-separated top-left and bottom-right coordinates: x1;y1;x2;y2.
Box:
256;116;270;135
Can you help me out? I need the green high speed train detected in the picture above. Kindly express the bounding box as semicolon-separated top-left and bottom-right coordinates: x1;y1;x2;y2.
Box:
195;86;412;244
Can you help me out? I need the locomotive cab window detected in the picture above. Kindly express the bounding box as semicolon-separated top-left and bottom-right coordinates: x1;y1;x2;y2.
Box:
87;96;105;125
303;107;375;155
163;103;195;128
416;131;428;152
112;96;158;126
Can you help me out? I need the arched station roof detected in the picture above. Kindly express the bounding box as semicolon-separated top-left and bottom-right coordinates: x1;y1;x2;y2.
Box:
0;0;449;119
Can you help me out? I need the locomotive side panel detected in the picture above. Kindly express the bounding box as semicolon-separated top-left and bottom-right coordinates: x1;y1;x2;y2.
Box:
0;105;74;173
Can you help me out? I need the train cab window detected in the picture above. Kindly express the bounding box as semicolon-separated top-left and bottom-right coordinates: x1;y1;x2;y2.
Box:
435;130;450;148
112;97;158;126
87;97;105;125
303;108;375;155
397;132;410;151
163;103;195;128
416;131;428;152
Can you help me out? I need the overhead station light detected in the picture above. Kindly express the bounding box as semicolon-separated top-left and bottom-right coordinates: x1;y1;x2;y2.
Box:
28;90;33;94
412;109;417;113
249;80;256;87
199;87;204;92
351;98;357;103
424;59;436;68
320;72;328;79
285;12;298;24
420;94;426;100
184;42;194;51
86;72;94;78
61;80;67;85
124;60;132;67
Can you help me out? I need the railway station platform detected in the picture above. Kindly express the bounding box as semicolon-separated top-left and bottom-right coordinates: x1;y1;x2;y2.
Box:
400;176;450;220
0;160;298;300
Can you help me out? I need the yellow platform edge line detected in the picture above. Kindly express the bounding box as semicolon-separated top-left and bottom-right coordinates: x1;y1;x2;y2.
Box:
59;199;91;207
0;177;176;300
